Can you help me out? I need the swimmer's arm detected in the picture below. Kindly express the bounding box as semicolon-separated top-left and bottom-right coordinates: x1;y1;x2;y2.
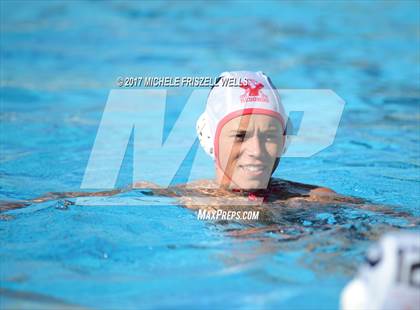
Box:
308;186;334;199
0;182;166;212
0;188;130;212
133;181;186;198
277;178;364;203
309;187;335;195
308;187;366;204
32;180;163;204
284;186;365;205
34;187;132;202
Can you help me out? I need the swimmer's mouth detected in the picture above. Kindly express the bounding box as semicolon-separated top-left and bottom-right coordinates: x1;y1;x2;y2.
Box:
239;164;267;176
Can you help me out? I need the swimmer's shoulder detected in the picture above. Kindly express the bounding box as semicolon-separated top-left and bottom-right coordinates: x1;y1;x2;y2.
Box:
270;178;366;204
270;178;331;193
270;178;337;201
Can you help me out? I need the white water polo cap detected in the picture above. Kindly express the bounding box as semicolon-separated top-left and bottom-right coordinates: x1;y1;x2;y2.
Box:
196;71;291;161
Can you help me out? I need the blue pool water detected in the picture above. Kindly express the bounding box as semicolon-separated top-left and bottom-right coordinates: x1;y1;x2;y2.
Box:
1;1;419;309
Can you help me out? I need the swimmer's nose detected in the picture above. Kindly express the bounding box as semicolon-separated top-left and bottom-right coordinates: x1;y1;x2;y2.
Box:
244;135;263;158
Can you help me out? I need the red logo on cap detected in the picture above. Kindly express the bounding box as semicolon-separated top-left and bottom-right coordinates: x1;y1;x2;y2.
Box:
240;79;269;103
240;79;264;96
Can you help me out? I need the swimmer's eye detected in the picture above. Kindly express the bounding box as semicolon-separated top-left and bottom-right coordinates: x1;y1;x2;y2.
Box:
230;131;280;143
260;131;281;142
264;133;279;141
233;132;246;142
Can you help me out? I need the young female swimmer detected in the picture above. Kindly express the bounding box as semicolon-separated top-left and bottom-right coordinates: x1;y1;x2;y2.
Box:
1;71;373;213
150;70;365;209
173;70;344;206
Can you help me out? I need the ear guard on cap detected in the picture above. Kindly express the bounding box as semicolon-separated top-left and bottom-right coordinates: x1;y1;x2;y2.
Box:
195;73;227;159
196;112;215;158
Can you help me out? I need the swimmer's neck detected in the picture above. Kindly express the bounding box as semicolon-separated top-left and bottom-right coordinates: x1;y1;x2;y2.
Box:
215;178;274;193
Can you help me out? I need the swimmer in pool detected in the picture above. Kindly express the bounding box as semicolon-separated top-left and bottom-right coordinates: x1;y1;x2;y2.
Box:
169;70;346;208
3;71;418;249
4;70;415;225
133;70;365;210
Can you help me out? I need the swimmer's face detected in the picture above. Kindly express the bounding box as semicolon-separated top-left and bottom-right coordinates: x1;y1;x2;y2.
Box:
216;114;283;190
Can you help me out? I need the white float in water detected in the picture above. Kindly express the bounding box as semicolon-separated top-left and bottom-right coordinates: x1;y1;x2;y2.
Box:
341;231;420;310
